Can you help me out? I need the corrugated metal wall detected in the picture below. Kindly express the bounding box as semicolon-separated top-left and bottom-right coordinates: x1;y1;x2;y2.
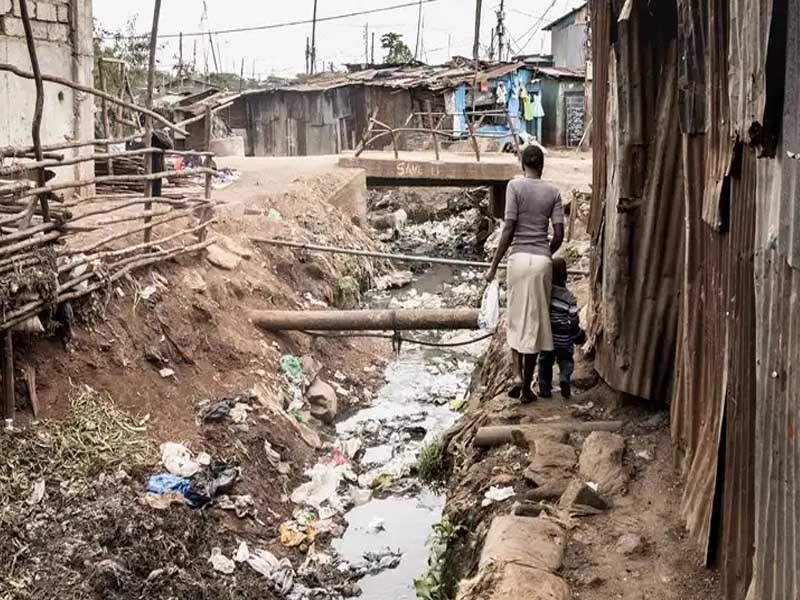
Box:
589;0;799;599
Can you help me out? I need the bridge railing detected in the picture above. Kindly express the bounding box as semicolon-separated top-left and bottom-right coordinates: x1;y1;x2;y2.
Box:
354;108;524;163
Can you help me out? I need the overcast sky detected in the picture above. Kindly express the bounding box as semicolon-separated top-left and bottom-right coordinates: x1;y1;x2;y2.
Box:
93;0;582;79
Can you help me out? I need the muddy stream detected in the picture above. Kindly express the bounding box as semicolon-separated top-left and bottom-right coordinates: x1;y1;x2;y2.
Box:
291;210;491;599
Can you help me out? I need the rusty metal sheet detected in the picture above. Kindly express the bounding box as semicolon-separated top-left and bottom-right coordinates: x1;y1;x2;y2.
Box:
747;2;800;597
587;0;609;241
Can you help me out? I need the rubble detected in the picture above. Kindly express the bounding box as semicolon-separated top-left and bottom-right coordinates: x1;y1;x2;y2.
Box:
578;432;629;495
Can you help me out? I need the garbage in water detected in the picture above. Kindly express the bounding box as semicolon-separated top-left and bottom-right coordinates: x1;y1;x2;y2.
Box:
481;485;516;507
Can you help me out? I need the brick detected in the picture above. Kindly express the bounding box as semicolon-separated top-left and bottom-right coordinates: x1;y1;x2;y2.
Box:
0;0;12;16
12;0;20;17
30;19;48;39
35;1;57;22
1;14;25;36
46;21;67;42
55;3;67;23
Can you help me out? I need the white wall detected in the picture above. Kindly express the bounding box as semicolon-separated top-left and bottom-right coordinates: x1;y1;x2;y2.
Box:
0;0;94;184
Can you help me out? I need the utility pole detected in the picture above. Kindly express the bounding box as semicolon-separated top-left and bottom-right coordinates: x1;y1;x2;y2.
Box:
371;32;375;64
364;23;369;64
489;27;495;60
472;0;482;61
447;33;451;59
414;0;423;60
178;32;184;77
497;0;505;62
239;58;244;91
208;32;219;73
310;0;318;74
305;37;310;74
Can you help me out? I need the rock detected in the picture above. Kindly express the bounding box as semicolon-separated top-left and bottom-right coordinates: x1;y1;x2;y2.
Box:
306;378;338;424
615;533;646;556
218;235;253;259
578;431;629;495
512;500;545;517
522;482;569;501
559;479;609;511
479;516;566;572
374;270;414;291
206;243;242;271
334;276;361;309
459;563;570;600
574;572;605;588
183;271;207;293
299;355;322;383
531;440;578;471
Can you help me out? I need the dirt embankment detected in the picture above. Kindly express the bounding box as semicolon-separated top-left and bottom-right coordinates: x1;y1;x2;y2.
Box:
0;161;394;599
437;315;722;600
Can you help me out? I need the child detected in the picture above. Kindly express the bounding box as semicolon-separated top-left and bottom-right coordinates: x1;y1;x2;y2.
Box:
538;258;585;399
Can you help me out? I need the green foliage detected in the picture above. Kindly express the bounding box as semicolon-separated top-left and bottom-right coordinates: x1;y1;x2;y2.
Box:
417;436;447;486
414;516;465;600
93;16;154;95
381;32;414;64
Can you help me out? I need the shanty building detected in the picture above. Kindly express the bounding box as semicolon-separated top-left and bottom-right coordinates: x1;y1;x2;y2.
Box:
587;1;799;599
213;61;565;158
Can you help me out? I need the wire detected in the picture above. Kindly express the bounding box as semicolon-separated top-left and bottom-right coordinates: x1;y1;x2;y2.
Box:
104;0;444;41
299;330;497;348
512;0;559;53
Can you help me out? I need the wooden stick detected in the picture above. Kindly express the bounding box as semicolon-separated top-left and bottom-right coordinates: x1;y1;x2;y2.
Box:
0;134;139;157
0;64;187;136
198;105;214;240
142;0;161;244
66;206;202;255
2;239;214;332
97;59;114;178
6;167;215;210
175;100;235;129
0;231;60;257
249;237;590;275
465;111;481;162
23;366;39;419
2;331;13;425
18;0;49;223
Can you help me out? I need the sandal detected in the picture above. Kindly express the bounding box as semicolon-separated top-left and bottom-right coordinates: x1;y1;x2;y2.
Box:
508;380;524;399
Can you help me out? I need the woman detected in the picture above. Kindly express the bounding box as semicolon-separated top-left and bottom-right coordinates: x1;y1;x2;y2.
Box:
485;145;564;403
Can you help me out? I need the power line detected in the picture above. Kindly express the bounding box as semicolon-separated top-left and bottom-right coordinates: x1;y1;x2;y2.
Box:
102;0;444;41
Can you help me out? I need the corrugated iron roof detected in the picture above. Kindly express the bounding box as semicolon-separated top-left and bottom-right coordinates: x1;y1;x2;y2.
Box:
536;65;586;79
231;61;532;96
542;2;588;31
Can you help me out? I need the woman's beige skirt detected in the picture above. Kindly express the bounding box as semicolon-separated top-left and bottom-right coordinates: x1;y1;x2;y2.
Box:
506;253;553;354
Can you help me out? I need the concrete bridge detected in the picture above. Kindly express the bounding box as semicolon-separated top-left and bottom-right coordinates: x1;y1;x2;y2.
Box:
338;151;522;217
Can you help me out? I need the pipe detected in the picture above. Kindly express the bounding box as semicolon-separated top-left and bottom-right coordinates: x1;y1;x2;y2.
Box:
251;308;480;332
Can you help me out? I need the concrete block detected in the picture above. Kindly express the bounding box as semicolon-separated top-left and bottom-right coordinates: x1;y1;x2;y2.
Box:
1;14;24;36
12;0;20;16
488;564;570;600
46;21;68;42
35;1;57;21
55;3;68;23
0;0;12;16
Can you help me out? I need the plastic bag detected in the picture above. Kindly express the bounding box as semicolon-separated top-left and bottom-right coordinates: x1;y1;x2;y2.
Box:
478;281;500;331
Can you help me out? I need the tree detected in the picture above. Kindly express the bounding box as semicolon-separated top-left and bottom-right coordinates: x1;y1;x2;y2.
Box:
381;32;413;64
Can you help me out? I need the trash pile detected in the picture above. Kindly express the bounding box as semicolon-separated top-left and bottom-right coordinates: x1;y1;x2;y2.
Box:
144;442;240;509
394;208;489;257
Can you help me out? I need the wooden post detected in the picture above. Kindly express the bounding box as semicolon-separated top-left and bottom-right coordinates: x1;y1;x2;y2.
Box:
355;109;378;157
426;103;440;161
505;108;522;159
143;0;162;244
199;104;213;240
2;332;13;427
97;60;114;177
567;193;579;241
465;111;481;162
24;366;39;419
18;0;49;223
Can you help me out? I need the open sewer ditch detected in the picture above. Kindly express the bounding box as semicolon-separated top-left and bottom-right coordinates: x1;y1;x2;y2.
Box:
288;205;493;599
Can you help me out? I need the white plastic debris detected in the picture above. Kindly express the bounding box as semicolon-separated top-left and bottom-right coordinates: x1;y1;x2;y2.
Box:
367;517;386;533
481;485;516;507
478;280;500;331
209;548;235;575
234;541;250;563
635;449;654;461
160;442;202;478
159;368;175;379
229;402;252;424
587;481;600;492
140;285;158;301
28;479;46;506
